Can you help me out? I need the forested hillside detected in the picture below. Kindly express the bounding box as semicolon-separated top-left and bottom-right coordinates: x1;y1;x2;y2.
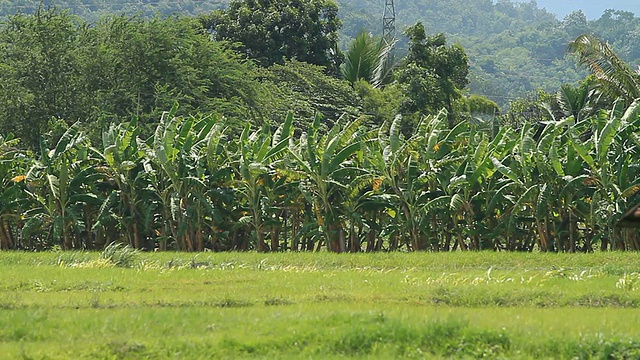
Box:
339;0;640;106
2;1;640;106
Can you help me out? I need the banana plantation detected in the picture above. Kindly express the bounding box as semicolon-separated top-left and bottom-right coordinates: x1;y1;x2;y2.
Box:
0;97;639;253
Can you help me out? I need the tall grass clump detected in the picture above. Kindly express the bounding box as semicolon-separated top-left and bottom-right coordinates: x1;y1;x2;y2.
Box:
100;242;139;268
54;251;92;267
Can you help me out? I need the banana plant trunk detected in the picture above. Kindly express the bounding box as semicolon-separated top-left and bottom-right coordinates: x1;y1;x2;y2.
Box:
568;210;576;253
0;219;12;249
270;225;280;252
256;227;267;252
196;225;204;252
536;220;550;252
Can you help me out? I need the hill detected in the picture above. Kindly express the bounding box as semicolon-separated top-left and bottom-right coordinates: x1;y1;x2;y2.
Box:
341;0;640;106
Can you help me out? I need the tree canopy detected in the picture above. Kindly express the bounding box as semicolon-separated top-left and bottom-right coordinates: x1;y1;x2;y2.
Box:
0;9;264;148
397;23;469;128
208;0;343;74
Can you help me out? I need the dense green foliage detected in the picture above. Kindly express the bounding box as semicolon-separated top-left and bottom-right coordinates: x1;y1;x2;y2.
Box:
1;96;639;252
208;0;343;74
397;23;469;128
259;60;360;126
3;252;640;358
0;5;638;253
0;8;367;149
0;9;262;148
4;1;640;107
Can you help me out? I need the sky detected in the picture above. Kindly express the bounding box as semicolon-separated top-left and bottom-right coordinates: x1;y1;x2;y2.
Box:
515;0;640;20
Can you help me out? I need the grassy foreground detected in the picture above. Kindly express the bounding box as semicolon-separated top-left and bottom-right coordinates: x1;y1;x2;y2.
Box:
2;251;640;359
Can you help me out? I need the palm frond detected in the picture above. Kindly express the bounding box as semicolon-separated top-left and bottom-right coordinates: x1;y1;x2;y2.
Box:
568;34;640;102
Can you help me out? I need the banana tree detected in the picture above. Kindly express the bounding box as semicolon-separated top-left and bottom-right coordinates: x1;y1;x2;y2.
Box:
529;117;575;251
290;114;367;252
0;134;27;249
339;168;382;252
231;112;294;252
91;119;158;249
23;123;102;249
147;109;222;251
368;110;456;250
577;101;640;249
439;117;517;250
490;123;550;251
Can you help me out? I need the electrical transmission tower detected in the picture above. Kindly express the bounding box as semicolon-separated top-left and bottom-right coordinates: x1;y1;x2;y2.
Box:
382;0;396;45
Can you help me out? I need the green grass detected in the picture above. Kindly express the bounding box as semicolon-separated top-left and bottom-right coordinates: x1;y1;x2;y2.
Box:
2;251;640;359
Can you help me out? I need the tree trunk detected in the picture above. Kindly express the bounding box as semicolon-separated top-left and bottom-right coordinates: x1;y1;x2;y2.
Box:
256;227;267;252
389;234;398;251
444;229;452;251
446;94;455;129
375;234;384;252
63;222;72;250
366;212;377;252
625;229;640;251
282;212;288;251
270;225;280;252
185;229;194;252
133;222;141;249
196;227;204;252
601;234;609;251
453;217;467;251
349;223;359;253
457;232;468;251
338;227;346;253
568;211;576;253
613;228;626;250
0;220;11;250
292;211;299;251
536;220;549;252
366;230;375;252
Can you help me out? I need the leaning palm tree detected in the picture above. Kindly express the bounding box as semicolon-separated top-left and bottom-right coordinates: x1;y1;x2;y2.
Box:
568;34;640;104
342;30;396;88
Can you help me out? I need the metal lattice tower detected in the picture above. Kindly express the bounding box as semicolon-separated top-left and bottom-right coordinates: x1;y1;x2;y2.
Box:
382;0;396;45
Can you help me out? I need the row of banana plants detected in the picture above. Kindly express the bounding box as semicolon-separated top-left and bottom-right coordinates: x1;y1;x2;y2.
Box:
0;102;639;252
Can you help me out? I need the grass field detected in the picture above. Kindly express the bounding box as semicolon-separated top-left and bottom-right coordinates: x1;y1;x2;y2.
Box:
2;250;640;359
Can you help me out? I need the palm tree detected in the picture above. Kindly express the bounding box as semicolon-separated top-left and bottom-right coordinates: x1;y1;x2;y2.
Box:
342;30;396;88
555;78;597;122
568;34;640;104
